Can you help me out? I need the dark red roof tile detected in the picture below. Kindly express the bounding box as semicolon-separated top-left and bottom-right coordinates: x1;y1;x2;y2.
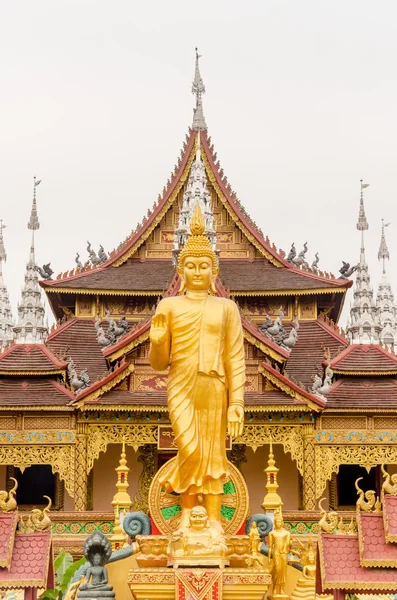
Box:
220;260;350;293
43;259;175;292
331;344;397;373
326;377;397;409
287;319;348;389
0;378;74;406
0;344;67;373
47;318;108;382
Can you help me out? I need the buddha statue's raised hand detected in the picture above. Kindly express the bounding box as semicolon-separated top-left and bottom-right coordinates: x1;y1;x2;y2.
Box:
150;313;168;346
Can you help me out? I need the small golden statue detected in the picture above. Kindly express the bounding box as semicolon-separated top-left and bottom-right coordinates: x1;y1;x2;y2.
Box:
268;510;291;600
169;505;229;568
149;205;245;535
246;521;264;568
382;463;397;495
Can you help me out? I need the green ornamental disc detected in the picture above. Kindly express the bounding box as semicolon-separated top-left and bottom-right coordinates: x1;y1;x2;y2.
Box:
148;457;249;535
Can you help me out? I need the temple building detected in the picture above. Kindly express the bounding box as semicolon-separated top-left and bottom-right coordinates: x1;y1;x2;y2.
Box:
2;51;397;562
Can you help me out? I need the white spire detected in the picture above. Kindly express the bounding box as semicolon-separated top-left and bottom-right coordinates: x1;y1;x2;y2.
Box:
0;221;14;349
376;220;397;347
173;132;216;263
192;48;207;131
13;178;48;344
347;182;381;344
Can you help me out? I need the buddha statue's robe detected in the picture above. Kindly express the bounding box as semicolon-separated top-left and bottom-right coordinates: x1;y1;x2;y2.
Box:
151;294;245;496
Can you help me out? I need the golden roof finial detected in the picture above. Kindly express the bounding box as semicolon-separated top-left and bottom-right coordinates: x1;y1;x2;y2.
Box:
110;439;132;550
261;439;283;513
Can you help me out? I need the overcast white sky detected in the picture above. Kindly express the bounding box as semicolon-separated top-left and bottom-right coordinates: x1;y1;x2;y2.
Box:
1;0;396;326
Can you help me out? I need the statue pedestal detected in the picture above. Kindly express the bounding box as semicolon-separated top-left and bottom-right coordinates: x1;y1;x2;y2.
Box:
128;567;271;600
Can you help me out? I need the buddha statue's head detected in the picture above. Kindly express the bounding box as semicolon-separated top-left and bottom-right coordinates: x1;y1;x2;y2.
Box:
189;505;210;531
178;205;218;295
274;509;284;531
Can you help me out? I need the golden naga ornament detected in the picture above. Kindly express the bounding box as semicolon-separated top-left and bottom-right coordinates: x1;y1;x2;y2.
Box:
149;204;246;536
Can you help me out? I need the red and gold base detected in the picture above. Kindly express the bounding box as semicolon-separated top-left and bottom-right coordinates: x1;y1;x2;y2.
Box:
128;567;271;600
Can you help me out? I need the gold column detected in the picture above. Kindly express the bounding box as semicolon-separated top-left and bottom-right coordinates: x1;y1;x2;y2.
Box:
74;424;88;511
302;424;316;510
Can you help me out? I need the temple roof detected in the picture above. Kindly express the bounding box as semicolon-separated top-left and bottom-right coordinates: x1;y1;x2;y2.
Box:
357;511;397;567
326;376;397;409
47;318;108;382
0;530;53;590
41;129;350;308
0;377;74;407
330;344;397;374
318;533;397;592
0;343;67;374
0;512;17;569
219;260;349;294
286;317;349;389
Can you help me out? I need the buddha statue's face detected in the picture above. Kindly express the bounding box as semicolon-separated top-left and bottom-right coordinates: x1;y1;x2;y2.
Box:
189;506;209;530
92;553;102;566
274;516;283;530
183;256;213;292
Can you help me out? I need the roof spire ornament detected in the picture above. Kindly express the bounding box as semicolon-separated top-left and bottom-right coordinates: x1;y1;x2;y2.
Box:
192;48;207;131
357;180;369;263
376;220;397;347
13;178;48;344
347;181;381;345
378;219;391;275
0;221;14;349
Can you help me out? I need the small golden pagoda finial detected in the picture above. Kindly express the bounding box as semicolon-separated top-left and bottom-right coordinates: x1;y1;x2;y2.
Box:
261;439;283;513
110;437;132;550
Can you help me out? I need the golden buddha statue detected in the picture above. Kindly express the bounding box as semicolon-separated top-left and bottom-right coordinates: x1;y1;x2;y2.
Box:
169;505;228;567
149;205;245;534
268;510;291;600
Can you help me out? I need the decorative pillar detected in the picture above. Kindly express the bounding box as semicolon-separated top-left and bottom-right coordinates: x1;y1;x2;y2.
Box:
133;444;157;514
74;424;88;511
302;424;316;510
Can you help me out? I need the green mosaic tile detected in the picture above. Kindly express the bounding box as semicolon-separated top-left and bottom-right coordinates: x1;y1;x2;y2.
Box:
221;505;235;521
161;505;182;520
223;480;235;495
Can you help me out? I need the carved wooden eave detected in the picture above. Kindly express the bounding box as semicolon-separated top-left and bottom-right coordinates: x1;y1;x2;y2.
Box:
259;362;326;411
231;287;350;297
72;362;134;407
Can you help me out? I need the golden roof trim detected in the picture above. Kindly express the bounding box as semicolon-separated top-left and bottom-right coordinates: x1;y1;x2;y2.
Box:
244;329;286;364
45;287;162;296
112;143;196;267
259;366;322;412
232;288;347;297
244;404;311;413
75;364;134;406
201;145;284;268
105;328;151;362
